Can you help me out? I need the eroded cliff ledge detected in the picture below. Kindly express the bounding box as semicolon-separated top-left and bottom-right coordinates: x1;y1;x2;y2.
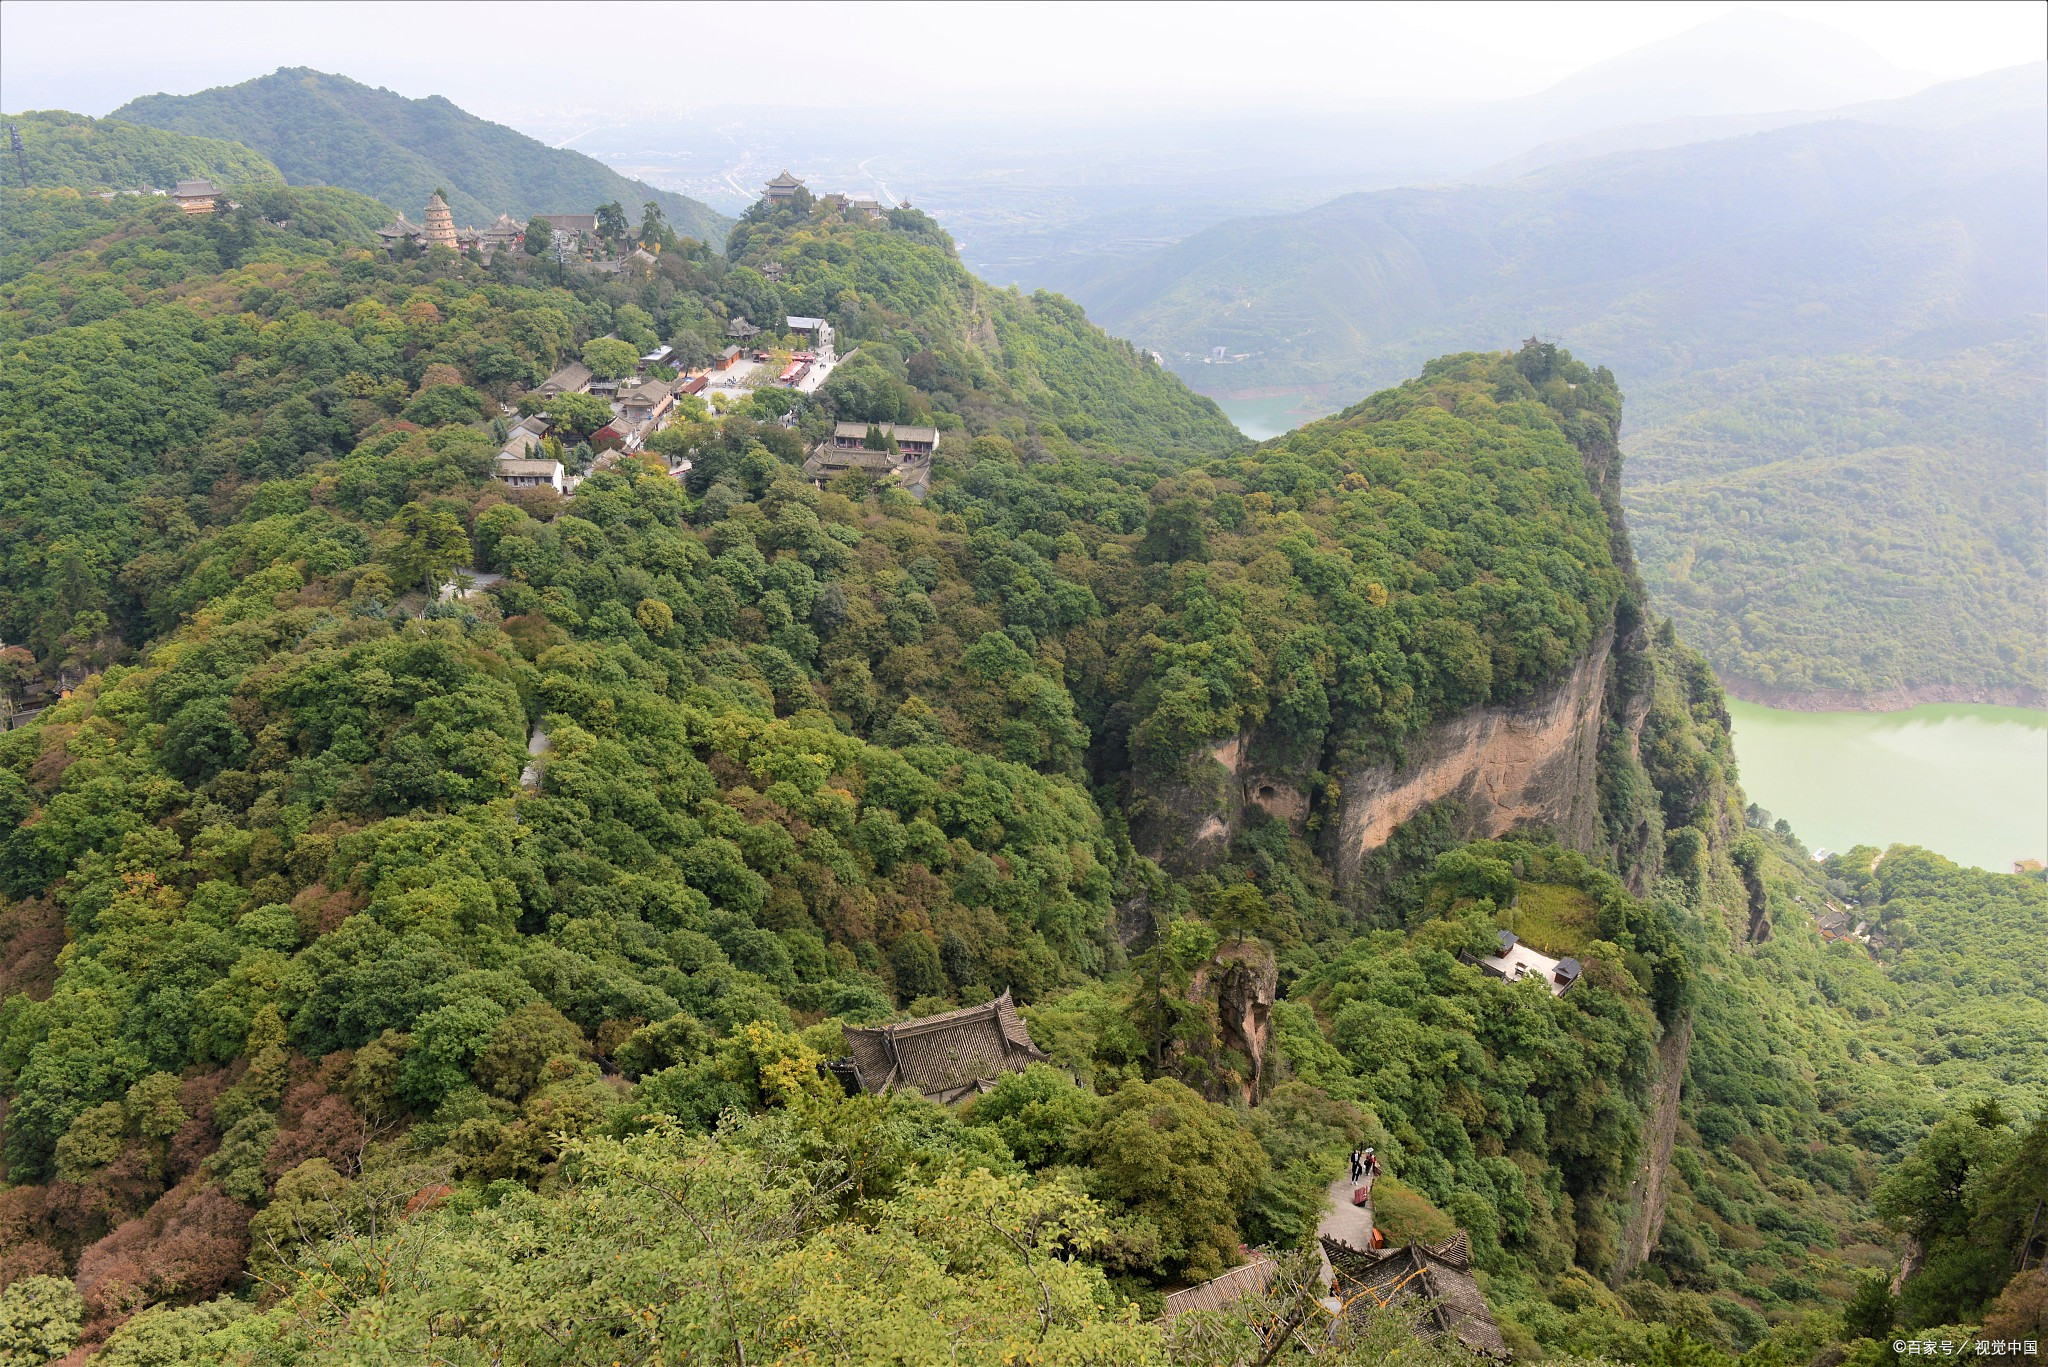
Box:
1332;624;1614;885
1133;620;1623;890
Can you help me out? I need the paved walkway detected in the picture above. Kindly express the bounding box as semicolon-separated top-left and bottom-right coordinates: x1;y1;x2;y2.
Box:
1315;1167;1375;1307
520;725;550;791
1319;1168;1375;1250
438;569;503;602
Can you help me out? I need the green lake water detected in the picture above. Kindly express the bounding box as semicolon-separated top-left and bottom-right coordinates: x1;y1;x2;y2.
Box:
1725;700;2048;872
1215;393;1328;441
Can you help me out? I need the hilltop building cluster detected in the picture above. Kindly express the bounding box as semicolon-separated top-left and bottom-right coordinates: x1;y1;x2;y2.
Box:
376;192;525;257
492;314;841;495
763;169;895;222
1468;930;1582;996
480;169;950;500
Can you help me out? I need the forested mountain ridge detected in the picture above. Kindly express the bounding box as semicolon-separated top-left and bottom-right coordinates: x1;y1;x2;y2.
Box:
1071;104;2045;400
1064;87;2048;703
0;170;2041;1365
0;110;282;193
111;68;730;243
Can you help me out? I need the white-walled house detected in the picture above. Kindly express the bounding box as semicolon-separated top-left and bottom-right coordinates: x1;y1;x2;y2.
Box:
1470;930;1582;996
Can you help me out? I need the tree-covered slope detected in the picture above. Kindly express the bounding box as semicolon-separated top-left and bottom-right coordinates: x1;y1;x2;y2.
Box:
0;192;2041;1366
112;68;729;243
0;109;282;192
1066;102;2048;702
1624;340;2047;700
731;196;1245;461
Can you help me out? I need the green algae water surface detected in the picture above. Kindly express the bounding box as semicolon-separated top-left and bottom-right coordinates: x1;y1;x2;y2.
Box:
1726;700;2048;871
1215;393;1325;441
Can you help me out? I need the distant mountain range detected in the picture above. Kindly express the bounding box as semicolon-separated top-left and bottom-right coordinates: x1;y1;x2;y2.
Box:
938;8;1949;288
1067;70;2046;400
1058;64;2047;703
110;68;730;243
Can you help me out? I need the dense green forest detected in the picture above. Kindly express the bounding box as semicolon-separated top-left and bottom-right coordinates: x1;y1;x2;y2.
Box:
1064;94;2048;701
1624;341;2046;698
110;68;729;243
0;174;2041;1365
0;110;282;193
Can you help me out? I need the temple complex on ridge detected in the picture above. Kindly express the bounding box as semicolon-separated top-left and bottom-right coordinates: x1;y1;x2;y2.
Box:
377;193;525;257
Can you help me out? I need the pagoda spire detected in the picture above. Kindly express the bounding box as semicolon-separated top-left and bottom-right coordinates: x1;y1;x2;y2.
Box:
422;191;457;248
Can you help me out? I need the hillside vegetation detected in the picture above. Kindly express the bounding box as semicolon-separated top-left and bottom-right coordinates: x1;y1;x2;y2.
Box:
1625;341;2047;699
1067;95;2048;702
112;68;729;243
0;110;282;192
0;171;2041;1367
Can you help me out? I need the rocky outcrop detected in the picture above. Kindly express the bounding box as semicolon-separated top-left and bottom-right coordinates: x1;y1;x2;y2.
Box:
1132;730;1316;873
1186;941;1278;1105
1331;625;1614;886
1615;1014;1693;1282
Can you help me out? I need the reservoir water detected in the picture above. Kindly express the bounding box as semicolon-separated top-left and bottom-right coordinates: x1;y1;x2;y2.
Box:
1725;700;2048;872
1215;393;1327;441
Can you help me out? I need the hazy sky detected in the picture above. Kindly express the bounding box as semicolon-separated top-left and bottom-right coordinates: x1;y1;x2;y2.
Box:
2;0;2041;126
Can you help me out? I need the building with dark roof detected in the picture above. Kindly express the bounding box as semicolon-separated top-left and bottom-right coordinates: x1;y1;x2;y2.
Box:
726;316;761;340
377;212;424;243
1159;1257;1279;1320
170;179;220;213
617;378;674;426
830;990;1051;1104
493;456;564;492
477;213;525;250
829;421;937;457
537;361;593;397
1322;1234;1508;1358
765;170;805;202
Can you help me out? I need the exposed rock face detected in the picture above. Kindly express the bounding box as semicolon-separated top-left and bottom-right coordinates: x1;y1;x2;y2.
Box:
1332;625;1614;886
1132;383;1669;896
1185;941;1278;1105
1216;945;1277;1104
1133;731;1315;873
1615;1015;1693;1282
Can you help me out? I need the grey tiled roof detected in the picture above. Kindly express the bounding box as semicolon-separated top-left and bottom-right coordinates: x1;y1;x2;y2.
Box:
1322;1237;1507;1359
1159;1257;1278;1320
840;990;1049;1104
